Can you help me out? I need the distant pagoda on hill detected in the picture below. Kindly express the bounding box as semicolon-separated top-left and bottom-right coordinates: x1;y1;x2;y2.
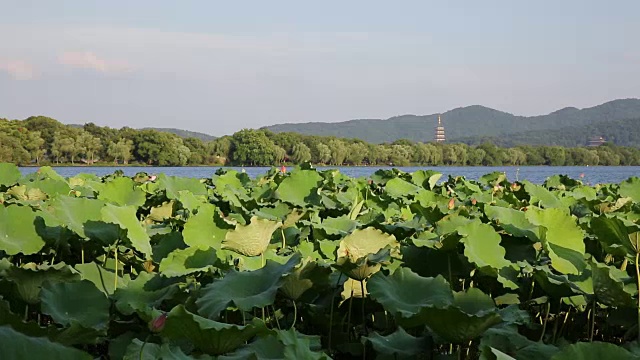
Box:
435;115;446;142
587;136;605;147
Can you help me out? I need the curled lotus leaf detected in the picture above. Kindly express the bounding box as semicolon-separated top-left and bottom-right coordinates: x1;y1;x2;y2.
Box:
385;177;422;198
101;203;152;258
280;258;331;300
159;247;219;277
591;260;636;308
45;195;105;239
183;204;228;250
6;262;79;304
0;163;20;187
222;216;282;257
337;227;398;263
162;305;263;356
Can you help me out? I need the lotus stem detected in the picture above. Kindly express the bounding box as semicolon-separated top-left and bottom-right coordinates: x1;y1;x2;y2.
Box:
114;245;118;291
360;280;367;335
281;228;286;249
328;273;343;353
272;305;281;330
539;302;550;342
290;301;298;330
139;334;151;360
636;251;640;342
590;299;596;342
81;243;84;265
347;288;354;339
558;307;571;341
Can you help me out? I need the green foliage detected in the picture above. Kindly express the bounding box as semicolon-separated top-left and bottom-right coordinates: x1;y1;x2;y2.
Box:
3;164;640;358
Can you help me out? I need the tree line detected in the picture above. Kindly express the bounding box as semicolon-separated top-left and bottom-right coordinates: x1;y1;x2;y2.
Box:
2;116;640;167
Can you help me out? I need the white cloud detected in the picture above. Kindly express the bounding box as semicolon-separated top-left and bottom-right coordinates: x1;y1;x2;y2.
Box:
58;51;132;73
0;59;37;80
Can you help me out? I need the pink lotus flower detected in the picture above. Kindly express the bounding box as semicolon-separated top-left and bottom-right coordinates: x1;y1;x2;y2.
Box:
148;313;167;332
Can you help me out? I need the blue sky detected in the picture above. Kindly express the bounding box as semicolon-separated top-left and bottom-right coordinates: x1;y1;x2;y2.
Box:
0;1;638;135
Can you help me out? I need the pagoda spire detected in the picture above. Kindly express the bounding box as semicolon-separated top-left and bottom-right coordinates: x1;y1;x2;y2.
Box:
435;114;446;142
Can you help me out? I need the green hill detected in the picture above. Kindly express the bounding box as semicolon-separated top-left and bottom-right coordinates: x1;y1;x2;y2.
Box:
263;98;640;144
457;117;640;147
141;128;216;141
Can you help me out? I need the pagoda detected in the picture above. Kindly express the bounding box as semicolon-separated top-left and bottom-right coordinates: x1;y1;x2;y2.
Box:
435;115;446;142
587;136;605;147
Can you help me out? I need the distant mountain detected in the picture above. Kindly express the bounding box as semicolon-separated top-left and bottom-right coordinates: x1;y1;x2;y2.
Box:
263;99;640;144
457;117;640;147
142;128;216;141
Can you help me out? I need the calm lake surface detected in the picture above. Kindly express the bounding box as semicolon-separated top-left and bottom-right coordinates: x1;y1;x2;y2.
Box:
18;166;640;184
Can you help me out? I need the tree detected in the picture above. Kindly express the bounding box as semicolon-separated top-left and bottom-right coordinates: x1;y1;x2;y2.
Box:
231;129;277;165
345;143;368;165
107;138;133;164
327;139;348;165
291;142;312;164
77;131;102;164
314;143;332;164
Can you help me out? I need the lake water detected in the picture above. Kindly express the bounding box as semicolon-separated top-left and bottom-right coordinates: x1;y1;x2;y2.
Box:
18;166;640;184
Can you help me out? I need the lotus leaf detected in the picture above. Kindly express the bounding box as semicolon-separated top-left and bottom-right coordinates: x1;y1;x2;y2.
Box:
275;170;322;207
183;204;228;250
0;163;20;187
591;260;636;307
158;174;207;199
363;327;427;358
0;205;45;255
46;195;105;238
98;177;147;207
549;341;636;360
385;177;422;198
196;254;300;319
222;216;282;257
101;203;152;257
525;207;586;274
619;177;640;203
0;326;92;360
75;262;128;295
40;279;110;330
162;305;262;355
159;247;218;277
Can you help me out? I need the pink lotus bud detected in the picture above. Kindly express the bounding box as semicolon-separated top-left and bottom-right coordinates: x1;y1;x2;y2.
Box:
148;313;167;332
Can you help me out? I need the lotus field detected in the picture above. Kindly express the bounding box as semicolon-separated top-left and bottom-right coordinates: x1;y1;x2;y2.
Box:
4;163;640;359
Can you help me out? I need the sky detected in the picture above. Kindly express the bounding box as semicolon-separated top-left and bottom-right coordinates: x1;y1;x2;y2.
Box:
0;1;638;136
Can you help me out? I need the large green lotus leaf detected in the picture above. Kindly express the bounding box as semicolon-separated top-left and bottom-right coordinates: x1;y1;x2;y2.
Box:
619;177;640;203
101;203;152;258
0;326;92;360
40;280;110;330
316;216;358;236
421;288;501;344
176;189;208;212
0;205;45;255
363;327;427;358
591;260;636;307
213;171;248;194
114;271;178;316
280;258;331;300
532;266;590;298
0;163;20;187
436;215;474;236
385;177;422;198
183;204;228;250
457;220;511;270
160;247;218;277
46;195;105;238
368;268;453;318
480;327;558;360
275;170;322;207
590;215;637;256
485;206;540;241
5;262;79;304
222;216;282;257
162;305;261;355
158;174;207;199
98;177;147;207
523;181;563;208
337;227;398;262
411;170;442;190
0;298;62;340
525;207;586;275
481;347;517;360
75;262;128;295
550;341;636;360
196;254;300;319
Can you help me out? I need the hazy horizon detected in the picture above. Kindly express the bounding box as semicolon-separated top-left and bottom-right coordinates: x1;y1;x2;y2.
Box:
1;1;638;136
